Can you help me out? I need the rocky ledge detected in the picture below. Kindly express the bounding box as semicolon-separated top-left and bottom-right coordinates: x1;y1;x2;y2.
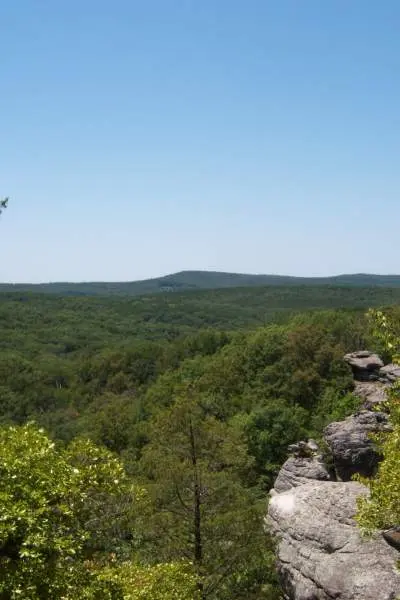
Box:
324;410;391;480
272;440;333;494
267;352;400;600
268;481;400;600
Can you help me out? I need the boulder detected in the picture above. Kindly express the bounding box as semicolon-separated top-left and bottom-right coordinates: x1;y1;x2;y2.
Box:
287;439;320;458
344;351;384;381
324;410;391;480
273;455;332;493
353;381;390;409
267;481;400;600
379;363;400;383
383;527;400;552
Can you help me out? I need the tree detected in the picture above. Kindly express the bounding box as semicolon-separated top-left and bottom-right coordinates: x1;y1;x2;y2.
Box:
234;399;308;489
0;422;201;599
0;422;139;598
138;391;279;599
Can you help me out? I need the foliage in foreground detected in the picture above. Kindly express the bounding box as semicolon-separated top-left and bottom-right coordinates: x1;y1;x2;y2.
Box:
356;310;400;533
100;562;200;600
0;423;134;597
0;422;263;599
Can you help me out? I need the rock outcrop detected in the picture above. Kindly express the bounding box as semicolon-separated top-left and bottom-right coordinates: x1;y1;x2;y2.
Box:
380;363;400;383
383;527;400;552
273;440;332;494
353;380;389;409
344;351;384;381
267;350;400;600
324;410;391;480
273;455;332;493
268;481;400;600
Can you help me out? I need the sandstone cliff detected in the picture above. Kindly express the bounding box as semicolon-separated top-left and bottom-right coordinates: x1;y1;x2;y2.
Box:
267;352;400;600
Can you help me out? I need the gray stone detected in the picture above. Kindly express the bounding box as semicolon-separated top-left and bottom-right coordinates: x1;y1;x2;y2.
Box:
353;381;390;409
306;439;319;452
382;527;400;552
267;481;400;600
273;455;333;493
287;439;321;458
344;351;384;381
287;441;308;456
379;363;400;383
324;410;391;480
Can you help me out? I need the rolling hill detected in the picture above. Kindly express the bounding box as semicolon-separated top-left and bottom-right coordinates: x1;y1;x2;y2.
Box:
1;270;400;297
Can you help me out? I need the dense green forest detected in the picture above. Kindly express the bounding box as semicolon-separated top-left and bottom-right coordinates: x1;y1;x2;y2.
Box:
2;285;400;352
1;284;399;598
2;270;400;296
2;290;386;443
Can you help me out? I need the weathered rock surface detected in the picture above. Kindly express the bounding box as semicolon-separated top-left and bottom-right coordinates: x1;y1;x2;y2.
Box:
324;410;391;480
287;439;320;457
353;381;390;409
383;527;400;552
273;455;332;493
344;351;384;381
268;481;400;600
272;440;333;494
380;363;400;383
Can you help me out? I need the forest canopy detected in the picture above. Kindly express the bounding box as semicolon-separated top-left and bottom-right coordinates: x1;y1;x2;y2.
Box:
0;283;399;598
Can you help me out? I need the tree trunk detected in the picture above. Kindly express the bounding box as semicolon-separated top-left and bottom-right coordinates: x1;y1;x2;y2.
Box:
189;418;205;599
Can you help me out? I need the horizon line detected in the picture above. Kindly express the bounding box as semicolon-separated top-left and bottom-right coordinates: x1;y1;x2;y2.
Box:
1;270;400;286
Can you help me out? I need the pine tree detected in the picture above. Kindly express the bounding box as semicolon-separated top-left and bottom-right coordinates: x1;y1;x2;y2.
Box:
138;390;279;599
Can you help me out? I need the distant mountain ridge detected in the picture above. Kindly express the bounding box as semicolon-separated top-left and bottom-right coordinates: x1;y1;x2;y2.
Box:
1;271;400;297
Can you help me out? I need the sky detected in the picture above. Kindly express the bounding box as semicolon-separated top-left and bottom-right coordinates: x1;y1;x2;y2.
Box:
1;0;399;282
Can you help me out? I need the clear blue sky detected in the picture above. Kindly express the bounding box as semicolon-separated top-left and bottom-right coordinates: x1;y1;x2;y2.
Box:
1;1;399;282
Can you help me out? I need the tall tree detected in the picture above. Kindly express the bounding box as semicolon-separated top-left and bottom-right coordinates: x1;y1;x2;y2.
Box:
138;391;279;599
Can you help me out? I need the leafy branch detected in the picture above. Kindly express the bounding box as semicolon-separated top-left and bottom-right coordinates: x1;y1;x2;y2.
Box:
0;197;9;215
